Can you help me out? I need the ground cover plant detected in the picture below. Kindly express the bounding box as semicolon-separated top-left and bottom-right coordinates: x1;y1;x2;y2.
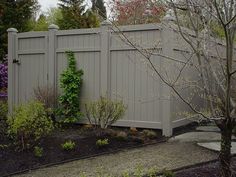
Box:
96;138;109;147
33;146;43;158
61;140;76;151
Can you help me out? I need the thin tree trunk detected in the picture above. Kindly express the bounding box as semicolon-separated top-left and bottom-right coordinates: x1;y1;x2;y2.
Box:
220;122;232;177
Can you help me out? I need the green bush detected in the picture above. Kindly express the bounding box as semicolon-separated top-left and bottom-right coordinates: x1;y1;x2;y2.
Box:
96;139;109;147
85;97;126;129
7;101;54;150
61;140;76;151
58;51;84;123
34;146;43;158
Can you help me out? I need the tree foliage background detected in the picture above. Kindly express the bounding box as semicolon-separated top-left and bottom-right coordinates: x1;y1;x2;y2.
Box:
110;0;166;25
0;0;39;61
0;0;107;61
57;0;99;30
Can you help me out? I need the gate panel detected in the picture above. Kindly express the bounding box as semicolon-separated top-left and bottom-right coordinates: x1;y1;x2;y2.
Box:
16;33;48;104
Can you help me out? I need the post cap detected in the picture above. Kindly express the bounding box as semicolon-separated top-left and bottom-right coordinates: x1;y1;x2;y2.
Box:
48;24;59;30
163;10;176;22
7;28;18;33
101;20;112;26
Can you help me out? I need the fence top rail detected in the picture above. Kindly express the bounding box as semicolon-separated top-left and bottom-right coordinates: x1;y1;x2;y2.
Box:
17;31;48;38
110;23;162;33
56;28;100;36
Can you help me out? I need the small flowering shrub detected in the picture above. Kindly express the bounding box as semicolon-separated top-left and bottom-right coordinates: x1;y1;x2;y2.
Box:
0;63;7;91
85;97;126;129
7;101;54;151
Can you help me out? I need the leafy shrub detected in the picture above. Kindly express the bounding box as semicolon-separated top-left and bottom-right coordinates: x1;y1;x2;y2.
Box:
85;97;126;129
61;140;76;151
58;51;84;123
96;139;109;147
0;63;7;90
7;101;54;150
34;146;43;157
141;130;157;139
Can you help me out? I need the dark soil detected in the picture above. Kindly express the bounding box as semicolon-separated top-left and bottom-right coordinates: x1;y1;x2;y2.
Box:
175;157;236;177
0;126;164;176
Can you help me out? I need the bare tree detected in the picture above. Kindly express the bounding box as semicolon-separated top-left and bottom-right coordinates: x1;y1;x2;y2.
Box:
168;1;236;177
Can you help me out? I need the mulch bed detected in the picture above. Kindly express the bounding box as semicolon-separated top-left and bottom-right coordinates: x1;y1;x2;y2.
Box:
0;126;164;177
174;157;236;177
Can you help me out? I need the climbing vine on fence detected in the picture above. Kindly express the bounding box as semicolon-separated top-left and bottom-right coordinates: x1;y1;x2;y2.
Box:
58;51;84;123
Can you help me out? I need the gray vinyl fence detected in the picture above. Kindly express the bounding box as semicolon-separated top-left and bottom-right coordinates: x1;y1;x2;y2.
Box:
8;21;217;136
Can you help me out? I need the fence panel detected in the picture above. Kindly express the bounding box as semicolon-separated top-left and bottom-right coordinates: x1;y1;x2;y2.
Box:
9;22;207;136
110;25;163;128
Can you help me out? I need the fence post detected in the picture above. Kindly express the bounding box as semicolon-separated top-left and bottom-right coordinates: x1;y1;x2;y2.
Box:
161;16;176;136
7;28;18;113
48;24;59;103
100;20;112;98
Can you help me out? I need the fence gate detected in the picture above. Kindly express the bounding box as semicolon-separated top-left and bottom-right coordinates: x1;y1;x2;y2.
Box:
8;30;49;107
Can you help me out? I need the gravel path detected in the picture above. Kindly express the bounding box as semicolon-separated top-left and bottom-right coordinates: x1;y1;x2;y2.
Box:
14;142;217;177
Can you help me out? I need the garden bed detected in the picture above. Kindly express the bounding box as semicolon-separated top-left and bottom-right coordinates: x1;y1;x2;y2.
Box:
174;157;236;177
0;126;164;176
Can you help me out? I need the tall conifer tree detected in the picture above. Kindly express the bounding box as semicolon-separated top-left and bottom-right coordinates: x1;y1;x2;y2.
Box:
58;0;99;30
